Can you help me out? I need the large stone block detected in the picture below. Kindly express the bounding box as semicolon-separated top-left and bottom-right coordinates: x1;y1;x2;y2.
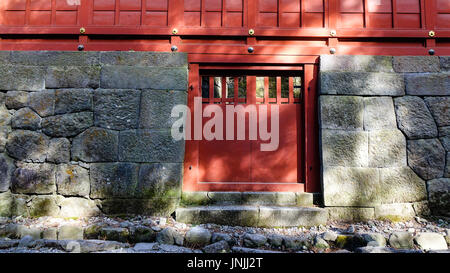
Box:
11;108;41;130
90;162;139;199
6;130;49;162
378;167;427;204
393;56;441;72
27;90;55;117
320;72;405;96
176;206;259;227
427;178;450;217
47;138;70;163
71;127;119;162
100;198;179;216
28;195;59;217
319;96;363;130
5;91;29;109
424;97;449;127
139;89;187;129
100;66;187;91
368;130;407;168
0;104;11;127
374;203;416;221
46;66;100;89
42;112;93;137
100;52;187;67
0;51;11;64
0;126;10;153
55;89;93;114
446;153;450;178
94;89;140;130
119;130;185;163
323;167;380;206
0;154;15;192
0;65;45;91
440;56;450;71
394;96;438;139
439;126;450;152
0;191;12;217
320;55;393;72
321;130;368;167
11;163;56;194
258;206;328;227
407;139;445;180
56;164;90;197
405;73;450;96
363;97;397;130
10;51;100;66
326;207;375;221
137;163;182;199
58;197;101;218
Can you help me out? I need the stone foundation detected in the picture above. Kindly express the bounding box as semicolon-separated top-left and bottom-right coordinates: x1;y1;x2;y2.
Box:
320;55;450;220
0;51;188;218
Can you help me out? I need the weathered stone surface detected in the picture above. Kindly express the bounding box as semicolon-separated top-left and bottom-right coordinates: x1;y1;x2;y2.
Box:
181;191;211;206
11;163;56;194
90;163;139;199
258;206;328;227
379;167;427;204
394;96;438;139
323;167;379;206
100;66;187;91
100;198;178;216
243;233;267;248
375;203;416;221
56;164;90;197
405;73;450;96
0;154;14;192
7;130;49;162
389;232;414;249
28;195;59;217
427;178;450;216
393;56;441;72
414;233;448;250
42;112;93;137
320;96;363;130
42;228;57;240
11;108;41;130
212;233;236;246
46;66;100;89
55;89;93;114
320;72;405;96
320;55;393;72
232;246;281;253
59;197;100;218
368;130;406;167
283;235;310;250
100;52;187;67
137;163;182;199
361;233;386;247
241;192;295;206
0;126;10;153
363;97;397;130
446;153;450;178
355;246;423;253
27;90;55;117
439;126;450;152
176;206;259;227
129;225;156;243
296;193;314;207
314;237;330;249
326;207;375;221
46;138;70;163
71;127;119;162
0;105;11;128
10;51;100;66
156;227;176;245
321;231;338;242
424;97;449;127
99;227;129;243
10;194;28;216
407;139;445;180
185;227;212;247
139;89;187;129
119;130;185;163
208;192;242;205
0;65;45;91
0;191;12;217
441;56;450;71
321;130;368;167
58;225;83;240
412;201;431;216
93;89;140;130
203;240;230;253
5;91;29;109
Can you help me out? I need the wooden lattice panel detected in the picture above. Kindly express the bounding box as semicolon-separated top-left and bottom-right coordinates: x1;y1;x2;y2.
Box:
184;0;244;27
436;0;450;29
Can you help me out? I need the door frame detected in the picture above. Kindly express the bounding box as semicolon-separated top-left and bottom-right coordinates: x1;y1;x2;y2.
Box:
183;62;320;192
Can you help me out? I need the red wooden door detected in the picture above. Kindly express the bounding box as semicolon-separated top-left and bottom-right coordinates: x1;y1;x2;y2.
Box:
184;65;305;192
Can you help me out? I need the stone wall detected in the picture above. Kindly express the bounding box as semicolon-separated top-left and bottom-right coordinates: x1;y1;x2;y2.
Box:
320;55;449;221
0;51;188;218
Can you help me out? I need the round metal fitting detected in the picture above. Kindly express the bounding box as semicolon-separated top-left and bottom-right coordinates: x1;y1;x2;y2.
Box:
77;45;85;51
330;30;337;37
247;46;254;53
171;45;178;52
79;27;86;34
429;30;435;37
428;49;435;55
172;28;178;35
248;29;255;36
330;48;336;54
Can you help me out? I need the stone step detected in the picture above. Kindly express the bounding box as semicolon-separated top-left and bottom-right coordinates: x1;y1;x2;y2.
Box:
175;205;328;227
181;191;314;207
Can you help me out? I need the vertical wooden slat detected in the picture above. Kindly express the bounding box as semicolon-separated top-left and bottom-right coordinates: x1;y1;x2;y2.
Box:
25;0;31;25
289;77;294;103
209;76;214;104
363;0;368;28
247;76;256;104
300;0;305;28
114;0;120;25
141;0;145;26
222;0;226;27
392;0;397;28
276;76;281;104
51;0;56;25
264;77;269;104
234;77;239;104
169;0;184;27
201;0;206;27
221;77;227;103
248;0;257;29
277;0;281;27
